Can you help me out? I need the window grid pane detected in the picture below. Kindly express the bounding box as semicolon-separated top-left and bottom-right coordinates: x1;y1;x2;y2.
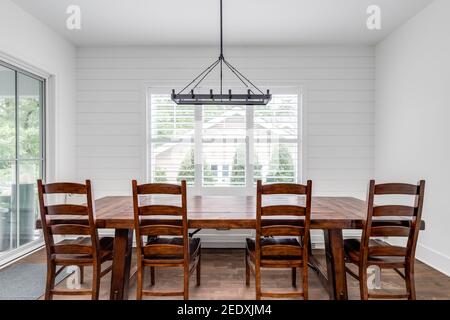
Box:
202;105;246;187
148;94;298;188
149;95;195;185
253;95;298;184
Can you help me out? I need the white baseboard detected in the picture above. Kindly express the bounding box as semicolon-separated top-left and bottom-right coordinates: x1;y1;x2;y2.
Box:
416;244;450;277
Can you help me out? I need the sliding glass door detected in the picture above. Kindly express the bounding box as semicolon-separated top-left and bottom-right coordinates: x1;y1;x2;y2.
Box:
0;61;45;261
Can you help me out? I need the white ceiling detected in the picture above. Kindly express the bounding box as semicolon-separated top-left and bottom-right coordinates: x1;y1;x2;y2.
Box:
13;0;434;47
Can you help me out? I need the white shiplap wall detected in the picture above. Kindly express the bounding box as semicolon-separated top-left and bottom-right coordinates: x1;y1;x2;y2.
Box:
76;46;374;246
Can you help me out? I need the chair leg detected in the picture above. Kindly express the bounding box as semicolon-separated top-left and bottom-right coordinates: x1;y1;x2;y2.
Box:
79;266;84;284
136;265;144;300
303;266;309;300
45;262;56;300
183;265;189;300
291;268;297;288
359;266;369;300
196;250;201;287
255;264;262;300
405;265;416;300
150;267;155;286
307;232;313;255
91;264;101;300
245;250;250;287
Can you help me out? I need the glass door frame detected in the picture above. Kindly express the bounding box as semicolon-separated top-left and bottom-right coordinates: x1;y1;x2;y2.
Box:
0;59;46;267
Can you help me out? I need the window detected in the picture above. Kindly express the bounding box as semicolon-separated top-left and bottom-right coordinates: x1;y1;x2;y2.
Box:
0;61;45;260
203;105;246;187
149;94;195;184
253;95;298;184
148;91;300;192
222;165;229;177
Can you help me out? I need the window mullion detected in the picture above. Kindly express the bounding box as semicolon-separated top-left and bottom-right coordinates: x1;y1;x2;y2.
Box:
245;105;254;194
194;105;202;194
14;70;20;249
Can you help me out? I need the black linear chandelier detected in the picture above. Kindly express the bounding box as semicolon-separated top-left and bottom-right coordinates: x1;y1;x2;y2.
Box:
171;0;272;106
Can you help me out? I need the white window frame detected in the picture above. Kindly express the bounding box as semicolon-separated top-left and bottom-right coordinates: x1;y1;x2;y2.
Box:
146;86;303;196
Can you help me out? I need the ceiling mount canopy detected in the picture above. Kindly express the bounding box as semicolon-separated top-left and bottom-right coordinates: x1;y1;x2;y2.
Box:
171;0;272;106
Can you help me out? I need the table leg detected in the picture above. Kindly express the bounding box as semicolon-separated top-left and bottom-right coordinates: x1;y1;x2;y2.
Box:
110;228;133;300
324;229;348;300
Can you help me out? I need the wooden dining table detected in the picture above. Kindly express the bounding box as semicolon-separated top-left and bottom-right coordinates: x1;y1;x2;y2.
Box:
37;195;425;300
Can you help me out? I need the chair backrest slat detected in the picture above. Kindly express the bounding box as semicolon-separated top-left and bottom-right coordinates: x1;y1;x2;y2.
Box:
137;183;182;195
132;180;188;261
369;245;407;257
138;205;183;216
261;183;307;195
143;244;184;256
373;205;416;217
261;205;306;216
37;179;100;261
370;226;410;237
261;225;305;237
139;225;183;236
50;224;91;236
361;180;425;262
374;183;420;195
44;183;87;194
256;180;312;261
52;244;93;255
261;245;303;257
46;204;88;215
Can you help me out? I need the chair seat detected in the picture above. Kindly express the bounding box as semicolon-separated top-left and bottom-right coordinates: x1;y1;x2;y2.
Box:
145;237;200;260
344;238;406;267
246;237;303;262
53;236;114;264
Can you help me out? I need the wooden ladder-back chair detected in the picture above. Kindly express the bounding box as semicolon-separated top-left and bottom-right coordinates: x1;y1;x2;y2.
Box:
246;180;312;300
37;179;113;300
132;180;201;300
344;180;425;300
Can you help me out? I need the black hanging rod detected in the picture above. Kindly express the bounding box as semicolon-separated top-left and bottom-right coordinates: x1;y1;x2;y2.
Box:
171;0;272;106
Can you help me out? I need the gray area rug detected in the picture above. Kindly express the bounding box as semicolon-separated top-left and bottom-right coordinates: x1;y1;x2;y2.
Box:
0;264;70;300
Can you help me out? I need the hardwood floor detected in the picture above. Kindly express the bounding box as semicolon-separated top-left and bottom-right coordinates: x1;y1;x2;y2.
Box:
9;248;450;300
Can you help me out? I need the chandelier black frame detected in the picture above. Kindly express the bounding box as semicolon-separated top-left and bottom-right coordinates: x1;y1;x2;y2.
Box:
171;0;272;106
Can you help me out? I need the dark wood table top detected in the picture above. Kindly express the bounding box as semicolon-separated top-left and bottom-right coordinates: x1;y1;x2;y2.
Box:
50;196;367;229
36;195;424;230
97;196;368;229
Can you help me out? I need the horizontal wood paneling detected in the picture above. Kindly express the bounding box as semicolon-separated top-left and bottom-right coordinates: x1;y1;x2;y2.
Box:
308;124;374;136
76;46;375;199
77;146;142;157
77;68;374;81
77;124;141;136
76;46;374;58
308;102;374;113
308;146;374;158
77;135;141;146
77;113;142;124
78;157;141;169
77;101;142;113
308;113;374;124
77;79;375;92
